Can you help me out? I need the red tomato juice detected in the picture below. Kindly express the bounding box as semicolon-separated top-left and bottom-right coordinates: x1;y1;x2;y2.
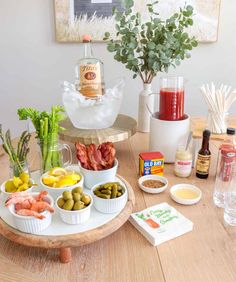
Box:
159;88;184;121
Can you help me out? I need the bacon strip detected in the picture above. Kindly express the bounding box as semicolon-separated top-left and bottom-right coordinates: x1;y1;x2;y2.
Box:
75;142;116;171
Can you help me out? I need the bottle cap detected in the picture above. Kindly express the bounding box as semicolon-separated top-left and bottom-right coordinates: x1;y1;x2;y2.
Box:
226;127;236;135
82;34;92;42
203;129;211;138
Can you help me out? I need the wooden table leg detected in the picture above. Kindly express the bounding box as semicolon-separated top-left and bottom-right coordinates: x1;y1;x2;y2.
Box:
59;248;72;263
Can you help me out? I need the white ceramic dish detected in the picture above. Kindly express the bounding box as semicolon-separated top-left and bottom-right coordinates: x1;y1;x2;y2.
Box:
0;171;129;236
91;181;127;214
138;175;168;194
78;159;118;189
8;192;54;234
0;178;35;202
55;193;93;225
40;171;84;199
170;184;202;205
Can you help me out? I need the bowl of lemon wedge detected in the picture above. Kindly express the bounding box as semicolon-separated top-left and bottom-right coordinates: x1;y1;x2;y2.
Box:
40;167;84;199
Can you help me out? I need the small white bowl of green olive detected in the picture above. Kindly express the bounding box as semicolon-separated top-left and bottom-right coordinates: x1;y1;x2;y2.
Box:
55;187;93;225
91;181;127;214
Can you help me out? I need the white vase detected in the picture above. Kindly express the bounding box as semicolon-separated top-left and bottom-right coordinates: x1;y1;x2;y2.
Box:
137;83;154;132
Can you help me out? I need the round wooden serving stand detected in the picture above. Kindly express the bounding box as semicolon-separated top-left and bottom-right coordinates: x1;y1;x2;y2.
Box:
59;114;137;144
0;175;135;263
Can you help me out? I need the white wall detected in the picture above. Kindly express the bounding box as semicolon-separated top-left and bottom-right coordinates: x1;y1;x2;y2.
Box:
0;0;236;137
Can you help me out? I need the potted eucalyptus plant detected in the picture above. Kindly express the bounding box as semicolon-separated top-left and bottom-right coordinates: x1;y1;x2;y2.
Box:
104;0;198;132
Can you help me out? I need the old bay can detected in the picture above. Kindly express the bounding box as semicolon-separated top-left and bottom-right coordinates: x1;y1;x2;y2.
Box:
139;152;164;176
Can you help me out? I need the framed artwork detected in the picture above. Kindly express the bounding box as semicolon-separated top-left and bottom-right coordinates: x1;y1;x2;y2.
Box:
54;0;221;43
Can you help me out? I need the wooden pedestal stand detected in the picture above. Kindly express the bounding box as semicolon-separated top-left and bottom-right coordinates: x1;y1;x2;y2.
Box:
0;176;135;263
59;114;137;144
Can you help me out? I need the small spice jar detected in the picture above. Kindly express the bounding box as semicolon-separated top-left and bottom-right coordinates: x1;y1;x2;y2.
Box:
174;146;193;178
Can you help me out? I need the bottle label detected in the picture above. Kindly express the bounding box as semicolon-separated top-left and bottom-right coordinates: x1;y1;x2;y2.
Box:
174;159;192;176
220;150;236;182
196;154;211;175
80;63;102;97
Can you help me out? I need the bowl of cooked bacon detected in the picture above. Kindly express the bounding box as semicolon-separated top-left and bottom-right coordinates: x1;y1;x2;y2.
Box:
6;191;54;234
75;142;118;189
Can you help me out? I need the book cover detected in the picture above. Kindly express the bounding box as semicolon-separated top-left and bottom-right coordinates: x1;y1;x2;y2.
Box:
129;202;193;246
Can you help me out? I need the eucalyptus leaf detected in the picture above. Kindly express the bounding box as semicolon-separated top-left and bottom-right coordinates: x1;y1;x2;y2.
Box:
104;0;198;84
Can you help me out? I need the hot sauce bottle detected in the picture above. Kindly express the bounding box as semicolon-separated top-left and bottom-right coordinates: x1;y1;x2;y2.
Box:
196;130;211;179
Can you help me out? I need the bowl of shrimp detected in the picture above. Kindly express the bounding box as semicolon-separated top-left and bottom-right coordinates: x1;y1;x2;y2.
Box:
6;191;54;234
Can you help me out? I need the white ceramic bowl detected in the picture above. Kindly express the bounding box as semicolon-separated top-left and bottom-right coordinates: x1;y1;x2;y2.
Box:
8;192;54;234
91;181;127;214
138;175;168;194
39;172;84;199
78;159;118;189
0;178;35;202
55;193;93;225
170;184;202;205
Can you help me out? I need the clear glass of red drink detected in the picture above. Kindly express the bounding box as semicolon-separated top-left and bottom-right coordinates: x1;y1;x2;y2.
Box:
159;76;184;121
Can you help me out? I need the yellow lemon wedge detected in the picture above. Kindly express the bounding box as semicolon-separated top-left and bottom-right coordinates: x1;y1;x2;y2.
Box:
42;176;58;187
54;176;77;188
49;167;67;177
69;173;81;182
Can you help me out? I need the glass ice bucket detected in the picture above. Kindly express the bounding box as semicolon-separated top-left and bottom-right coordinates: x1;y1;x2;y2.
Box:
62;78;124;129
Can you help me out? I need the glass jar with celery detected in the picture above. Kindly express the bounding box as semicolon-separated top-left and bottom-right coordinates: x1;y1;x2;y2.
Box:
18;106;72;173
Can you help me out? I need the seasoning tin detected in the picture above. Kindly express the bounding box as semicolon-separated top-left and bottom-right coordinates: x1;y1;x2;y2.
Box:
139;152;164;176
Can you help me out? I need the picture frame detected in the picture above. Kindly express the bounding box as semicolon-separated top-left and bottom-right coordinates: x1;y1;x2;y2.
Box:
54;0;221;43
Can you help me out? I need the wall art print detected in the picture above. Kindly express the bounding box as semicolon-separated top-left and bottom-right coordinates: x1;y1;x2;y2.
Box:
54;0;221;43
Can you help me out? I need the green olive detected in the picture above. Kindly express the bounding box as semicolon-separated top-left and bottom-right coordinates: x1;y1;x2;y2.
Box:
73;201;85;210
73;192;81;202
62;191;73;201
81;195;91;205
72;187;83;194
57;197;65;208
62;199;74;210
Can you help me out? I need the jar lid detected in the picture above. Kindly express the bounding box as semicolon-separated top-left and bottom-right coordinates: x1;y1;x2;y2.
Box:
227;127;236;135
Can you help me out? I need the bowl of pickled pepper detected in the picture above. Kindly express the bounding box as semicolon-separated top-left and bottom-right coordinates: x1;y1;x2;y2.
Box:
91;181;127;214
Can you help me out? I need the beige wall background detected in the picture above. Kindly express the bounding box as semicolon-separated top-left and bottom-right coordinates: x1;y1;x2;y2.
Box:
0;0;236;136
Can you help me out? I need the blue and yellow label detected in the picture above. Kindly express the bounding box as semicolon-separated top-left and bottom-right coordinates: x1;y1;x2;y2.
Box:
139;155;164;176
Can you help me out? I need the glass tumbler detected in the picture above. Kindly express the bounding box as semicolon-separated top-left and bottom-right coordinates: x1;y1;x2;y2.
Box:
224;177;236;226
159;76;185;121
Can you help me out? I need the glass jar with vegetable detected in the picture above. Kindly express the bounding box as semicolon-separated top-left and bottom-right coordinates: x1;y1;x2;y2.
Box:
18;106;72;173
0;125;31;177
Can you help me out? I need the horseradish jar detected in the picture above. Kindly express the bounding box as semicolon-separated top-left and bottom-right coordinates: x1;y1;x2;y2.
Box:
174;146;192;178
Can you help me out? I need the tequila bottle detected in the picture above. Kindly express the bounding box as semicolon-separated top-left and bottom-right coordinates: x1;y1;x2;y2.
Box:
75;34;105;98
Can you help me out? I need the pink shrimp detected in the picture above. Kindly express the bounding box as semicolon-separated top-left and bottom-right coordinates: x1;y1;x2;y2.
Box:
34;190;48;202
30;201;54;213
7;191;30;199
16;209;45;220
15;201;31;211
5;195;35;207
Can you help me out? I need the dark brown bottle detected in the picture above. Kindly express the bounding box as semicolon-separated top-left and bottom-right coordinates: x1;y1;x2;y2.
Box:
196;129;211;179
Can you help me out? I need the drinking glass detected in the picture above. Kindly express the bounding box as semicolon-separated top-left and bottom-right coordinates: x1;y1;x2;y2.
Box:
159;76;184;121
224;177;236;226
38;137;72;173
213;153;235;208
9;159;30;178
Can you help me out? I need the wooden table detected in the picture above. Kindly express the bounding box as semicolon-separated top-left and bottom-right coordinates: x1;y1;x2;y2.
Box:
0;133;236;282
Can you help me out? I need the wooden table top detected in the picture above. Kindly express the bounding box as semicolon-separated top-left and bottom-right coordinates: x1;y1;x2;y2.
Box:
191;116;236;140
0;132;236;282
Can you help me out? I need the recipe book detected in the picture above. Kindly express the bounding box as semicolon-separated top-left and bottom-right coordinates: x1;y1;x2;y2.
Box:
129;202;193;246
